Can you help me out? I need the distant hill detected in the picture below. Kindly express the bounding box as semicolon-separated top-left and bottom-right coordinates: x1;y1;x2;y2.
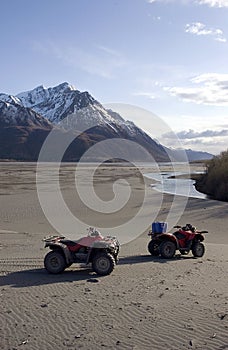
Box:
166;147;213;162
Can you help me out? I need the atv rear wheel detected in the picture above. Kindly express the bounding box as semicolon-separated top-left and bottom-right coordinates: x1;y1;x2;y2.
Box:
192;242;205;257
160;241;176;259
44;251;67;274
92;252;115;276
148;240;160;256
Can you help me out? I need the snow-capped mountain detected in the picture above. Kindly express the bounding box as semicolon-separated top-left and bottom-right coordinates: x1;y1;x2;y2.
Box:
17;83;80;123
16;82;116;125
0;96;51;128
0;82;213;162
12;82;169;161
16;82;137;135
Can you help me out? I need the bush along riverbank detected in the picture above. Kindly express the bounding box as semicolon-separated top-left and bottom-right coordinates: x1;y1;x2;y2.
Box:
195;150;228;202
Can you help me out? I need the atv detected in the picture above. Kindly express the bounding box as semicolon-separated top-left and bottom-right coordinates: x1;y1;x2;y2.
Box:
148;223;207;259
43;227;120;276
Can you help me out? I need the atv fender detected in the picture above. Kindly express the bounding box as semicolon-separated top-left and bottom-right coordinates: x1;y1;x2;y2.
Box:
194;234;204;242
85;240;119;264
157;233;177;244
45;242;73;265
85;241;111;264
92;241;114;249
85;245;108;264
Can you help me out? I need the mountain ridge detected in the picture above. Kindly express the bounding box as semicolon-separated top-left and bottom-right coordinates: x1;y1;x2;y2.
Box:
0;82;213;162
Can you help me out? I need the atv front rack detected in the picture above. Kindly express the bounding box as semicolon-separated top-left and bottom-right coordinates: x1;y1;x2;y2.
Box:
42;235;65;243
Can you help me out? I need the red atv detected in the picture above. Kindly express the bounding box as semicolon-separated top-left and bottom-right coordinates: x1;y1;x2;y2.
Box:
148;223;207;259
43;227;120;276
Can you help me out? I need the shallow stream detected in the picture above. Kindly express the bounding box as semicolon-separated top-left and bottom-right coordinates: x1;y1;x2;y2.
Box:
145;171;206;199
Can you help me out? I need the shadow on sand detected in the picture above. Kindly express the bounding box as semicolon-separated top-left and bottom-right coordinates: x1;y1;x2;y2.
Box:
0;266;97;288
119;253;196;265
0;254;197;288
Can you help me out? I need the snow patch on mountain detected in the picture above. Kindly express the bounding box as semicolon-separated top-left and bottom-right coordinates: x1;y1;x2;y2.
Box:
0;99;52;128
16;82;105;125
0;93;22;106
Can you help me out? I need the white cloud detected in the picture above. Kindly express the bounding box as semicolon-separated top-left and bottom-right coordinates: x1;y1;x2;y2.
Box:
32;41;127;79
132;91;157;99
191;73;228;84
148;15;161;20
216;37;227;42
185;22;226;42
147;0;228;7
160;128;228;154
95;45;124;58
198;0;228;7
147;0;190;4
165;73;228;106
163;128;228;139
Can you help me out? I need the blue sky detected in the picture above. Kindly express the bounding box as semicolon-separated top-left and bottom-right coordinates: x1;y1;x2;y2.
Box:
1;0;228;154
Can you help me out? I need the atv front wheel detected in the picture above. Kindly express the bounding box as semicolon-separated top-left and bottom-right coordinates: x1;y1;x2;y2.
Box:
192;242;205;257
160;241;176;259
148;240;160;256
92;253;115;276
44;251;67;274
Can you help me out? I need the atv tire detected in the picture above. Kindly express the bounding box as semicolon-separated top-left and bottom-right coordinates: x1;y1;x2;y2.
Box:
92;252;115;276
192;242;205;257
44;251;67;274
160;241;176;259
148;240;160;256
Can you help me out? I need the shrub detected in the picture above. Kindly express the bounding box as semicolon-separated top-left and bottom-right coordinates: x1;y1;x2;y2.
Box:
195;149;228;201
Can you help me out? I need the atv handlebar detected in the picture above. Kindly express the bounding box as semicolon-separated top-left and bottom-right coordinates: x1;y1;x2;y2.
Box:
173;225;208;234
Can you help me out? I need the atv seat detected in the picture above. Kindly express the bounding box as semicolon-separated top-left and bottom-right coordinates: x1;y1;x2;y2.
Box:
60;239;80;246
173;231;186;240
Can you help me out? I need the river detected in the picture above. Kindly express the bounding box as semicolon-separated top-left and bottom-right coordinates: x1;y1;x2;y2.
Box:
145;171;206;199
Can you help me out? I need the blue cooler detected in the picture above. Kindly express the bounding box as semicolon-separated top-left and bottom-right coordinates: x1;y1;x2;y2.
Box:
152;222;167;234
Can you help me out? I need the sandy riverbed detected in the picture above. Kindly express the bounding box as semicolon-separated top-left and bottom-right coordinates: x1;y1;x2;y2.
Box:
0;162;227;350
